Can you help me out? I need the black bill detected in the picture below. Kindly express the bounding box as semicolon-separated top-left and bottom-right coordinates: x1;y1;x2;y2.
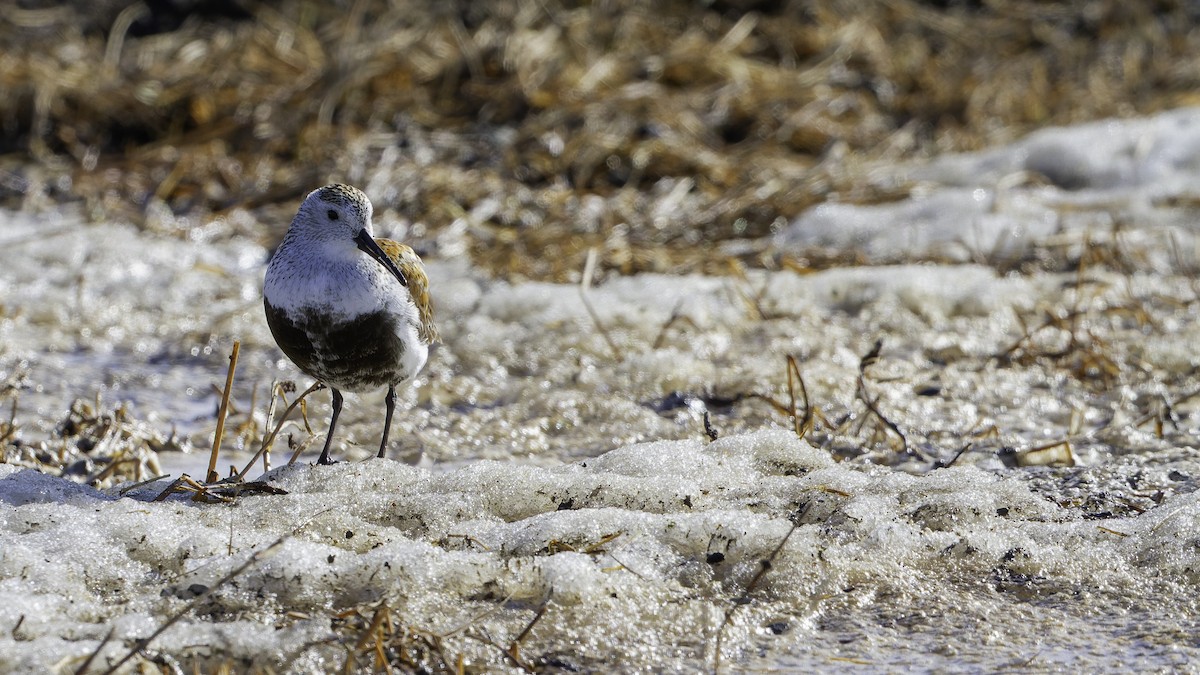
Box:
354;230;409;287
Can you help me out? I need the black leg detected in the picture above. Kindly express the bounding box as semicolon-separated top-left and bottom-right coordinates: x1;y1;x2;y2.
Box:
378;385;396;459
317;388;343;465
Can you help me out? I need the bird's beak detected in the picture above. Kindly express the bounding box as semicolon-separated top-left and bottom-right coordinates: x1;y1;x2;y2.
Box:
355;230;408;287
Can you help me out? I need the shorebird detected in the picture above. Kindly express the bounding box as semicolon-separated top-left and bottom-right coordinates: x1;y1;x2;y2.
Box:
263;184;439;464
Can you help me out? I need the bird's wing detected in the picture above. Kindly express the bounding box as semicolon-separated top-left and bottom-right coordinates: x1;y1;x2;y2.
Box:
375;238;441;344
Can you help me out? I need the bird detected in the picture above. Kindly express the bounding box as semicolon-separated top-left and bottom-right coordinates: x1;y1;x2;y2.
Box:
263;183;439;465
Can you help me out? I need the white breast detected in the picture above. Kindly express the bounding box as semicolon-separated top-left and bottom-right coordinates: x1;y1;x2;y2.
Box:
266;239;420;325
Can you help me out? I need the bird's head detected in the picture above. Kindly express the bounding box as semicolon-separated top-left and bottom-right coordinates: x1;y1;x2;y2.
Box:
291;184;407;286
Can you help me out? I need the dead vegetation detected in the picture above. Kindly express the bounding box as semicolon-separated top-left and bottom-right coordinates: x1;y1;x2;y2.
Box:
701;215;1200;482
0;392;173;487
3;0;1200;279
0;339;326;493
147;340;326;501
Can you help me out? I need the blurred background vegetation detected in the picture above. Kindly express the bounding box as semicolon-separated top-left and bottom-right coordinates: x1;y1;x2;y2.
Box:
3;0;1199;278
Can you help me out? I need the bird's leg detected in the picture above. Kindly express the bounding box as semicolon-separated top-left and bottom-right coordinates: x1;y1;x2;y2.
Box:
317;388;344;465
378;385;396;459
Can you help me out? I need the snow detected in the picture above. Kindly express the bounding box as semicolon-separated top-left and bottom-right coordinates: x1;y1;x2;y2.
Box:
2;431;1197;671
780;107;1200;264
5;109;1200;671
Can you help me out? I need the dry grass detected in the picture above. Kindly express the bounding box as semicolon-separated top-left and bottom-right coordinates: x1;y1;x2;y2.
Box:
3;0;1199;279
0;393;172;488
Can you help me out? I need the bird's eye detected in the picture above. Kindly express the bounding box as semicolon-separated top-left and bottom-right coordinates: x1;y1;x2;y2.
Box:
327;209;339;221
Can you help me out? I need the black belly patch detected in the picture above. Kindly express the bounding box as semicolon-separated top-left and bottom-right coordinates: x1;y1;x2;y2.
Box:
264;300;408;391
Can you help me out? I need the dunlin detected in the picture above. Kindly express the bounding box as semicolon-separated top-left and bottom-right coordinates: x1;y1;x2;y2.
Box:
263;184;439;464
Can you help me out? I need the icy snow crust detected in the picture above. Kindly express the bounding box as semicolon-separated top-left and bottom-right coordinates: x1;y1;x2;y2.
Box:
780;107;1200;264
0;432;1195;667
3;434;1199;672
4;110;1200;670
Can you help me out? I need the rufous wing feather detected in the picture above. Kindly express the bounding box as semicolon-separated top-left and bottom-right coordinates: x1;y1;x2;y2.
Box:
376;238;441;344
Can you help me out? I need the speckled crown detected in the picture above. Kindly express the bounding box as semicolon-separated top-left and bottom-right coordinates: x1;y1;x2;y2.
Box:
313;184;369;209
